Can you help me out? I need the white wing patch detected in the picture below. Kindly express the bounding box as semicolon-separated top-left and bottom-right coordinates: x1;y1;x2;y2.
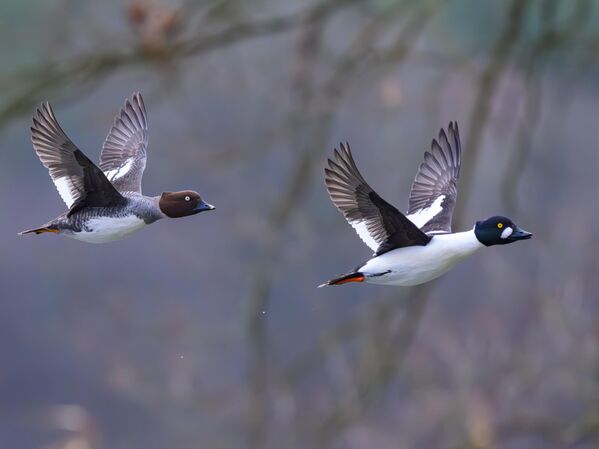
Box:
350;221;379;253
104;158;134;181
53;177;76;209
407;195;445;229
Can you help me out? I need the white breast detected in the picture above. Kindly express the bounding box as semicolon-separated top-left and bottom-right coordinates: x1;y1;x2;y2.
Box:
359;230;483;286
69;215;147;243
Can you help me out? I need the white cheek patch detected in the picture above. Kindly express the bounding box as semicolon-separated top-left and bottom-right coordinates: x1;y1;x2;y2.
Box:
500;227;513;239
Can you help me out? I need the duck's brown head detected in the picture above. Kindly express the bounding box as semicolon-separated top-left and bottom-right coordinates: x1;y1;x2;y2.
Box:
159;191;215;218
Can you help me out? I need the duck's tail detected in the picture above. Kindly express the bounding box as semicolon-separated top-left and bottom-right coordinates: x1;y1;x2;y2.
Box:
18;226;59;235
318;272;365;288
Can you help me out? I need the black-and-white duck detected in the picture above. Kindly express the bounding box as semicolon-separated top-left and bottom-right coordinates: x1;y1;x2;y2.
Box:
319;122;531;287
20;92;214;243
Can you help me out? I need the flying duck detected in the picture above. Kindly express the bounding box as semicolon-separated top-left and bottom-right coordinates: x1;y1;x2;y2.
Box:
19;92;214;243
319;122;531;287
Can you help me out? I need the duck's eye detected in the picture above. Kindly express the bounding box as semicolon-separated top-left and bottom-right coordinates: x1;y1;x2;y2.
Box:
184;196;190;202
497;223;504;229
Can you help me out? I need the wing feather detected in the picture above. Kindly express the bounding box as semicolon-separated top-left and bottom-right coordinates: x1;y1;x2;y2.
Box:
30;102;125;214
407;122;461;233
99;92;148;193
325;142;431;256
30;103;86;208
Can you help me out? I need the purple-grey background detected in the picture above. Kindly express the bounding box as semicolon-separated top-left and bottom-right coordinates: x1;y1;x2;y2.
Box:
1;1;598;448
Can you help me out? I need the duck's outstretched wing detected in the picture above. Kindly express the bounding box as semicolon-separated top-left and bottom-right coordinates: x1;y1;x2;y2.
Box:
407;122;461;234
31;102;125;216
325;142;431;256
99;92;148;193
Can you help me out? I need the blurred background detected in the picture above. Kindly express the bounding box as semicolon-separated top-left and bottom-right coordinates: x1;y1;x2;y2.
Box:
1;0;599;448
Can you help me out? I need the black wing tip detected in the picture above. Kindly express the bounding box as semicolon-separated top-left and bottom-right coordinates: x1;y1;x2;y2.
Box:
446;121;461;162
335;141;356;167
129;91;145;110
32;102;53;122
333;146;342;159
325;141;349;171
443;121;460;139
30;119;41;130
325;153;338;172
323;167;335;178
120;91;147;128
122;91;143;109
31;104;60;137
436;121;459;138
429;120;462;164
437;122;460;148
127;91;142;103
324;139;369;191
331;141;351;155
325;149;354;182
339;141;352;160
134;92;146;115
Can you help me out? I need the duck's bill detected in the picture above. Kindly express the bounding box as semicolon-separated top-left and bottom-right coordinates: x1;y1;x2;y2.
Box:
508;226;532;241
194;201;215;213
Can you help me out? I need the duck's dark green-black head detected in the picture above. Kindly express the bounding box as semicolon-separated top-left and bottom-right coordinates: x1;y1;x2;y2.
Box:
474;216;532;247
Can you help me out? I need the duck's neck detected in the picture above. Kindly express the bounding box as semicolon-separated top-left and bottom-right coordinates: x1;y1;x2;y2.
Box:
443;229;485;258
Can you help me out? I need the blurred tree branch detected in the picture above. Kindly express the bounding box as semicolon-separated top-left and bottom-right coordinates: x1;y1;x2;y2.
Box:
501;0;594;214
451;410;599;449
453;0;531;229
0;0;358;129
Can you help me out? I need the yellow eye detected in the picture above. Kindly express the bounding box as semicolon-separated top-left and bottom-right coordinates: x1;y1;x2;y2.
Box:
497;223;504;229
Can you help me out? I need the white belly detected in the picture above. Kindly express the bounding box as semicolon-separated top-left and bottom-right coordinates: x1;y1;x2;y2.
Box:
359;231;483;286
68;215;147;243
